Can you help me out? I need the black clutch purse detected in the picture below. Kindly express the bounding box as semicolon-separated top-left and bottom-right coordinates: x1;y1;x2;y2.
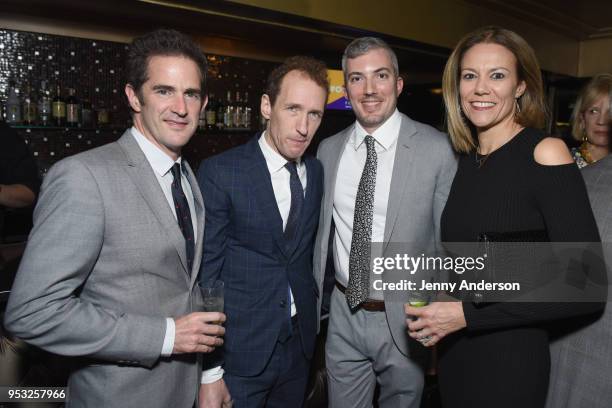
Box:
472;229;550;304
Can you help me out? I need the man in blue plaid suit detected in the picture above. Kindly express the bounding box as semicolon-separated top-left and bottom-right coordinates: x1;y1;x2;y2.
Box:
196;56;329;408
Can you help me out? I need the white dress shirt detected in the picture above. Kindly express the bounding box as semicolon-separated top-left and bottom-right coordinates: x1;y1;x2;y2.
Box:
258;132;307;317
332;109;401;297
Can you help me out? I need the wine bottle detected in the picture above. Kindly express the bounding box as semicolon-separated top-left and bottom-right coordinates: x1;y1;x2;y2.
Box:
6;80;22;125
22;83;38;125
38;80;52;126
66;88;80;127
205;93;217;130
52;83;66;127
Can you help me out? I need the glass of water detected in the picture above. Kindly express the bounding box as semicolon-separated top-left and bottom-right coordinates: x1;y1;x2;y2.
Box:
199;279;224;319
407;290;430;321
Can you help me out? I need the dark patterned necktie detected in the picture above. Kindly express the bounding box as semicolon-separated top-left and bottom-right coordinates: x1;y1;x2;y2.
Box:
170;163;194;272
284;161;304;241
346;135;377;309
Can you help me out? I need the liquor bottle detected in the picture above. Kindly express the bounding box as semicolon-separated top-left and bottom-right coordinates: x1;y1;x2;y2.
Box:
6;80;22;125
216;92;225;130
52;83;66;127
66;88;80;127
22;83;38;125
243;91;252;129
81;92;94;128
205;93;217;130
38;80;52;126
198;106;206;131
96;100;110;127
233;91;243;128
223;90;234;129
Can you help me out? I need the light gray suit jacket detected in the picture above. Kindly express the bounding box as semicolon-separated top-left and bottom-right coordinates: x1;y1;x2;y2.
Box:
313;113;457;356
4;131;205;408
547;155;612;408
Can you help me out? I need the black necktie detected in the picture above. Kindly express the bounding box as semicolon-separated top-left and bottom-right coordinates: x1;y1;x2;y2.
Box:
170;163;195;272
284;161;304;241
278;161;303;342
346;135;377;309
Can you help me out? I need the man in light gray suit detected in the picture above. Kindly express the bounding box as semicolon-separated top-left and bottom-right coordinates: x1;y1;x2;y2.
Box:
4;29;227;408
313;37;457;408
547;153;612;408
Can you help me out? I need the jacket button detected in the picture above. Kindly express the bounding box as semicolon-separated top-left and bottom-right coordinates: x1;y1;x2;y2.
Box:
280;300;286;308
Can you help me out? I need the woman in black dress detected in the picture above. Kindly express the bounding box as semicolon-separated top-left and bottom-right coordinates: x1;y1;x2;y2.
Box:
405;26;605;408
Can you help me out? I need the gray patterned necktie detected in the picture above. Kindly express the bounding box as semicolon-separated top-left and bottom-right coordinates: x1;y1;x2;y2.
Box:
346;135;377;309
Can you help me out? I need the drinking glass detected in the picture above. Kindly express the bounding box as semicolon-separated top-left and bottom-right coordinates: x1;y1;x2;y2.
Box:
198;279;224;317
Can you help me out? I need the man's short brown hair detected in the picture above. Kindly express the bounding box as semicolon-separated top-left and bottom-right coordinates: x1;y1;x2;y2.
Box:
126;29;207;101
265;56;329;107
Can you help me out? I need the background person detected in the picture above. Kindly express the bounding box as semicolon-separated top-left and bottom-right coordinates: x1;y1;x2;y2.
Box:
0;119;42;406
0;120;38;211
0;120;40;242
546;86;612;408
570;73;611;168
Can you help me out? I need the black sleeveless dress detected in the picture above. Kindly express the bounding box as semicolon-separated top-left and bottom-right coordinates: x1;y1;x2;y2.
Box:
438;128;601;408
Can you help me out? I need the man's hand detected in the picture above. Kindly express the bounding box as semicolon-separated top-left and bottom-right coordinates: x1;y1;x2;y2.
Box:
199;379;232;408
173;312;226;354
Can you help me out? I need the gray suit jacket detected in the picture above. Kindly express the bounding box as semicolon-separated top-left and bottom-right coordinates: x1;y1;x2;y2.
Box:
313;113;457;356
547;155;612;408
4;131;205;408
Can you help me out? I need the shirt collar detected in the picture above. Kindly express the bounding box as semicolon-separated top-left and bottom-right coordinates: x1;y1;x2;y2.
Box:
258;131;302;174
351;109;401;151
131;126;181;177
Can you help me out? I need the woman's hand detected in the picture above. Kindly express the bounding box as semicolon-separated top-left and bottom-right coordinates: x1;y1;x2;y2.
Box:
405;302;467;347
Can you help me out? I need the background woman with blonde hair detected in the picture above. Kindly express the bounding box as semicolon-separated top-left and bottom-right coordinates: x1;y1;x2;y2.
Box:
570;73;611;168
405;26;604;408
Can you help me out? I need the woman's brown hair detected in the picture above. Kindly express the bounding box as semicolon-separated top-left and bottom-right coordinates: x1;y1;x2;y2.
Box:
442;26;547;153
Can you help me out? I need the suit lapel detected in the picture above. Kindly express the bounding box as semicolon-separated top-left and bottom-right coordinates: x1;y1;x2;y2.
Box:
323;126;353;224
316;128;351;274
383;114;418;250
117;132;191;278
245;135;288;259
184;161;204;287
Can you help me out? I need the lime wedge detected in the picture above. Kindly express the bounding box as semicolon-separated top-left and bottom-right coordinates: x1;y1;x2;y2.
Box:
408;301;427;307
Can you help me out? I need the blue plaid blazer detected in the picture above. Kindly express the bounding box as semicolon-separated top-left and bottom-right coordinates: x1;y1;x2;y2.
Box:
197;134;323;376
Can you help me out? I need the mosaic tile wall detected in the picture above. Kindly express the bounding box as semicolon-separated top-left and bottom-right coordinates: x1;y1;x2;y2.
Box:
0;29;131;126
0;28;277;175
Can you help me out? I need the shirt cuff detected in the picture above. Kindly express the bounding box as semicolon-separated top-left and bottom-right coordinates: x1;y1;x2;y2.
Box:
201;366;224;384
161;318;175;357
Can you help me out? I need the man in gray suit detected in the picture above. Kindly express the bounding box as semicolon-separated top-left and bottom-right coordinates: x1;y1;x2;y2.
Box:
4;29;227;408
313;37;457;408
547;153;612;408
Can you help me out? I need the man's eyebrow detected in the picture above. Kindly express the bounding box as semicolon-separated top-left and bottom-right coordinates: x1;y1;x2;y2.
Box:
348;67;392;76
151;85;201;95
152;84;175;91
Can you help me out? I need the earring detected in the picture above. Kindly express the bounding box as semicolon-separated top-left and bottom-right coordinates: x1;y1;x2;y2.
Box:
579;121;588;143
515;98;521;114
